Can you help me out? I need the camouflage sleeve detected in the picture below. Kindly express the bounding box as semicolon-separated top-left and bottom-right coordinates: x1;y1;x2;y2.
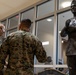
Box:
0;37;9;71
35;40;47;63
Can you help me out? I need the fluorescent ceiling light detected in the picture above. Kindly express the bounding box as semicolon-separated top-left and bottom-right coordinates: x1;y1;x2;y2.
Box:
62;41;64;43
42;41;49;45
61;1;71;8
47;18;52;22
59;31;61;33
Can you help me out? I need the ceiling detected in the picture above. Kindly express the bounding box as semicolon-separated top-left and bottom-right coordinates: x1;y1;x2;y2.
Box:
0;0;41;20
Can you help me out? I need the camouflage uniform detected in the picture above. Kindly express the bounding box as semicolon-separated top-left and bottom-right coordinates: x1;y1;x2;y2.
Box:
0;30;47;75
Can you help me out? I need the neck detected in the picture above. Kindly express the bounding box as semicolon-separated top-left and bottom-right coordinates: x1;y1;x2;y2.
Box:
19;28;30;32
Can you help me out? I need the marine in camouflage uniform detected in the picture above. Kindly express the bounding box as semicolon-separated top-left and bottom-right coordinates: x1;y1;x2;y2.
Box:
60;0;76;75
0;19;47;75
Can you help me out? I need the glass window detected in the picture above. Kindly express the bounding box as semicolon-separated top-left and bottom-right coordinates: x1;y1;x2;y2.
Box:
21;8;34;22
35;16;54;65
8;15;19;28
7;28;17;35
58;0;72;9
37;0;54;18
30;23;33;33
57;11;73;65
1;20;7;29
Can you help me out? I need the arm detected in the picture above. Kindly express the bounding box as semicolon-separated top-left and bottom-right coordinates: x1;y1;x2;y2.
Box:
0;37;9;73
35;40;47;63
60;19;70;37
60;27;68;37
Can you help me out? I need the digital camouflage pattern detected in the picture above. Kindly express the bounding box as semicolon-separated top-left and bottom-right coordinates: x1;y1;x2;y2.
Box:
0;30;47;75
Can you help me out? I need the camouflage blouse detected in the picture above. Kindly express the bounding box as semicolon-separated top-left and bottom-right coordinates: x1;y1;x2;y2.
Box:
0;30;47;75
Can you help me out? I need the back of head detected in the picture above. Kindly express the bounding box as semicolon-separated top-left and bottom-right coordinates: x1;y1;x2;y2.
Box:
19;19;32;31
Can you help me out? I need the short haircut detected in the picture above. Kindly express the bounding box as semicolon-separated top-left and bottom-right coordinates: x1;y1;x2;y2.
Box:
21;19;32;28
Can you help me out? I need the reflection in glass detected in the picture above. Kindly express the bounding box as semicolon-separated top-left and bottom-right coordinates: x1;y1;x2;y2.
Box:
8;15;19;28
21;8;34;22
34;67;68;75
56;68;69;75
58;0;72;9
35;17;54;65
37;0;54;17
57;11;73;64
7;28;17;35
